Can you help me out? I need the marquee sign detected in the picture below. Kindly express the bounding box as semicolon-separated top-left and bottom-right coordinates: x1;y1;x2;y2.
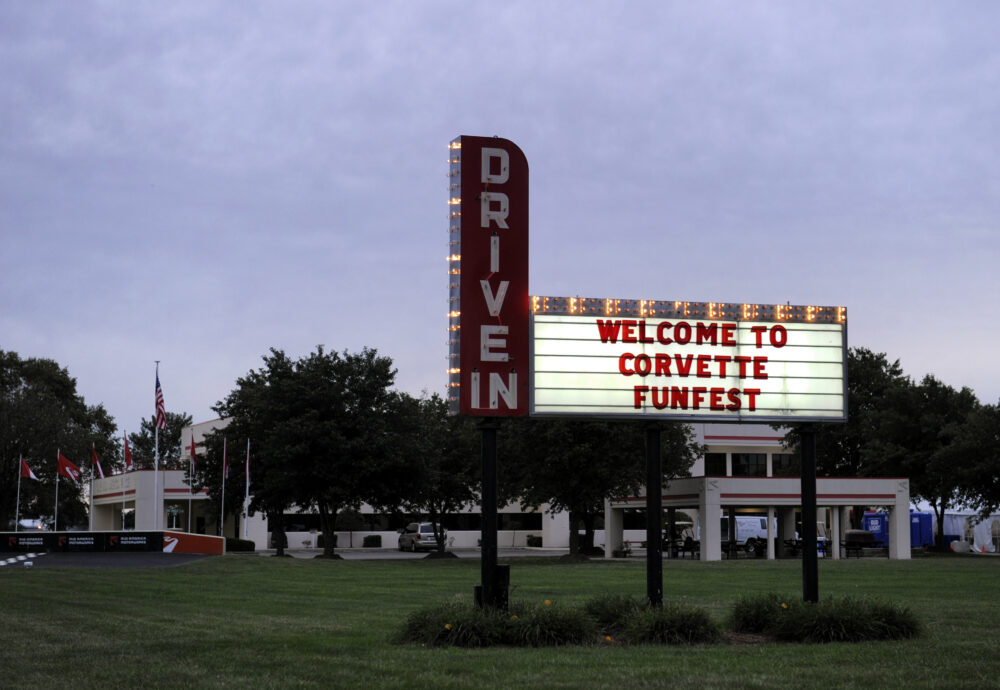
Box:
447;136;530;416
530;297;847;422
446;136;846;423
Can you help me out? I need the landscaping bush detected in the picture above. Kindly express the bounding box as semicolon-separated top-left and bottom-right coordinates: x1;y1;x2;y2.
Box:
729;592;791;634
225;537;256;552
507;601;598;647
526;535;543;547
396;599;596;648
770;596;921;643
396;601;509;648
620;602;721;645
363;534;381;548
583;594;644;636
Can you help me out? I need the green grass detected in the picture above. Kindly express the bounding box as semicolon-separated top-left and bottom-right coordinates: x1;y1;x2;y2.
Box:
1;554;998;688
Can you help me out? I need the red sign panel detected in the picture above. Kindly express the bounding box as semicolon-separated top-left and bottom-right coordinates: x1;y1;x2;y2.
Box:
448;136;530;416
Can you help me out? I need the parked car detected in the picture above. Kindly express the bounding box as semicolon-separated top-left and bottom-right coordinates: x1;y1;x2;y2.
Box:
397;522;445;552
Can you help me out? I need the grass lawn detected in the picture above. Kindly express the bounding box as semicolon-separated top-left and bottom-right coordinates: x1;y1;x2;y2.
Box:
1;553;998;688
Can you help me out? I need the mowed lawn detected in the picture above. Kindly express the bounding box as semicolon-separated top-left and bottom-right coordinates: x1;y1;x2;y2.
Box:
1;553;997;689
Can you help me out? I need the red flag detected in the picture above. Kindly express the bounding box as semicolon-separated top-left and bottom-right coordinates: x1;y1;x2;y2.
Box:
155;369;167;430
91;446;105;479
189;433;197;471
20;458;39;481
123;433;133;472
58;453;82;483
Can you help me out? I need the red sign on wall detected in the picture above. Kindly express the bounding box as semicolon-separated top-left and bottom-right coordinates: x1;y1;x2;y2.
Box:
448;136;530;416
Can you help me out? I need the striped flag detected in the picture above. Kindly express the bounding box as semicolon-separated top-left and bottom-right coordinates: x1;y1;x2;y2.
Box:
58;453;82;483
91;446;105;479
155;368;167;430
123;433;133;472
20;457;39;481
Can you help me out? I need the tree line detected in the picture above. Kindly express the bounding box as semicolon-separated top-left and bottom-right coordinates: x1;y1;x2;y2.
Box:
3;346;999;552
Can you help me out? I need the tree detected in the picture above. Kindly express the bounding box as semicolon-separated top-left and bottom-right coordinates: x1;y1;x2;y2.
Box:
866;375;980;548
954;403;1000;516
209;346;399;557
1;350;118;529
127;411;193;470
393;393;479;553
500;418;703;555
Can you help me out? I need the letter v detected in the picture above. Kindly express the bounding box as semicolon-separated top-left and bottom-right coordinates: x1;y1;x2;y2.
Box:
480;279;509;316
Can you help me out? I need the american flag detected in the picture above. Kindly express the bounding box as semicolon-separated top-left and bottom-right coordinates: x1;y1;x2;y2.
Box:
123;432;133;471
155;369;167;430
222;437;229;479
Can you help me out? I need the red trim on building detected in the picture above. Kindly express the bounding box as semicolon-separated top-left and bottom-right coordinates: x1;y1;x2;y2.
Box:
93;490;136;500
705;435;785;442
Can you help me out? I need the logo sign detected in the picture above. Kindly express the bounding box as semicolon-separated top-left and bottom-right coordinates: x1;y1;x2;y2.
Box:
530;297;847;423
447;136;530;416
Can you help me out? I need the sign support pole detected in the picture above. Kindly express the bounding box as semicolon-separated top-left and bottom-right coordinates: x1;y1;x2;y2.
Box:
477;419;503;609
801;430;819;603
646;423;663;608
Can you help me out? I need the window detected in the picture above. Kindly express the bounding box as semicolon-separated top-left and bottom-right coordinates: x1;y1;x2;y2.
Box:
772;453;800;477
732;453;766;477
704;453;727;476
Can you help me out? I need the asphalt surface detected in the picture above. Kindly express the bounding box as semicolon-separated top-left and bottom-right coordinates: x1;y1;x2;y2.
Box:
0;547;574;568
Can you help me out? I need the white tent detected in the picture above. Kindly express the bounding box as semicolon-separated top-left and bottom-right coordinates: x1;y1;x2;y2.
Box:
941;513;1000;554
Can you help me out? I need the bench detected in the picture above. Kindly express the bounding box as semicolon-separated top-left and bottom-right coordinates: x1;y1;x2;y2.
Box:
841;530;886;558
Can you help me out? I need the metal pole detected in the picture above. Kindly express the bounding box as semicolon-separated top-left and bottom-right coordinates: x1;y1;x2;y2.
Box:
646;424;663;608
801;430;819;603
15;456;22;532
479;419;499;608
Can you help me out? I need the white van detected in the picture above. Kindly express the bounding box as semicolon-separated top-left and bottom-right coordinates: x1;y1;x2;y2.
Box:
721;516;772;554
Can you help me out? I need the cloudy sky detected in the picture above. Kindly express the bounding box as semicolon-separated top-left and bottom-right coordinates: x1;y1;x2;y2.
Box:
2;1;998;434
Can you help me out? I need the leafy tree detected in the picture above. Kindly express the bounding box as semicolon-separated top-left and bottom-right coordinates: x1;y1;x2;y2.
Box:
393;393;479;553
209;346;399;557
500;418;703;555
866;375;980;547
954;403;1000;516
127;411;193;470
1;350;118;529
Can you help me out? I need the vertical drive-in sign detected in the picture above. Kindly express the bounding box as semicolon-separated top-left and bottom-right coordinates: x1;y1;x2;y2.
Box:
447;136;530;416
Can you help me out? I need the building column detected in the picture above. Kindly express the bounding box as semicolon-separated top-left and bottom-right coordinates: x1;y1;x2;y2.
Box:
700;479;721;561
767;506;776;559
603;500;623;558
889;480;911;560
831;506;842;560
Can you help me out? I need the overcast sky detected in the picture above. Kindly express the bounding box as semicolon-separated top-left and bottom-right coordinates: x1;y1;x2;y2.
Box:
2;1;998;436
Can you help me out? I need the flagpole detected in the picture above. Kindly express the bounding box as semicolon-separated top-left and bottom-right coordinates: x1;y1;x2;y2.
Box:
54;449;60;532
89;443;94;532
220;437;227;538
154;361;160;531
187;443;193;534
15;455;23;533
243;439;250;540
122;430;127;530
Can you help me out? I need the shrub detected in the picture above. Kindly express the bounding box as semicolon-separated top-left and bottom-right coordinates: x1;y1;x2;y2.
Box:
583;594;644;636
770;596;921;643
225;538;256;552
526;535;543;547
395;601;507;648
363;534;381;548
507;601;598;647
729;592;791;634
620;602;721;645
396;599;596;648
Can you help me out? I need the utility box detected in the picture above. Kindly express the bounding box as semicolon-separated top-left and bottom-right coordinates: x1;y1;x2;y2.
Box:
862;512;889;546
909;511;933;548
